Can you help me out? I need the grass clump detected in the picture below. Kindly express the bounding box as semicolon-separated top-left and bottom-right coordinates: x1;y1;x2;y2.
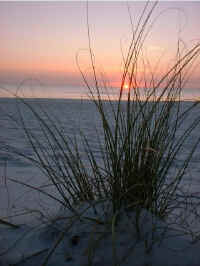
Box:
2;2;200;265
76;2;200;219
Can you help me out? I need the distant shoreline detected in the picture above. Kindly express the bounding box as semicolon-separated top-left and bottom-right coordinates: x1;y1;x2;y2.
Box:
0;97;198;103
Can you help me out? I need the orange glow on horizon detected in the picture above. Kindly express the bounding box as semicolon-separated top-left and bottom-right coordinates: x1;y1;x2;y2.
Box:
124;84;129;89
123;83;130;90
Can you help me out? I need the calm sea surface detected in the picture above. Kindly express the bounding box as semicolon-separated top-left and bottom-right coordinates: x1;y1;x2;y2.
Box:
0;98;200;225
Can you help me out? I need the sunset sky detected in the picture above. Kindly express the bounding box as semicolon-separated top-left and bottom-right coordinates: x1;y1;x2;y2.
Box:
0;1;200;98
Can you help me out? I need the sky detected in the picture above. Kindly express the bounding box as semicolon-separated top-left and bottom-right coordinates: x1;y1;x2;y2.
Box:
0;1;200;98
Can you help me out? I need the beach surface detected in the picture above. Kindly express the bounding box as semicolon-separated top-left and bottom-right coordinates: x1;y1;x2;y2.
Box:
1;99;200;265
1;201;200;266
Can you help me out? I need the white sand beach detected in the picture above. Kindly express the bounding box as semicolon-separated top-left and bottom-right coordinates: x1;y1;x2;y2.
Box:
1;201;200;266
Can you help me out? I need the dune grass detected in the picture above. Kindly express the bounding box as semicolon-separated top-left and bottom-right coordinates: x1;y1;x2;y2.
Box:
1;2;200;265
